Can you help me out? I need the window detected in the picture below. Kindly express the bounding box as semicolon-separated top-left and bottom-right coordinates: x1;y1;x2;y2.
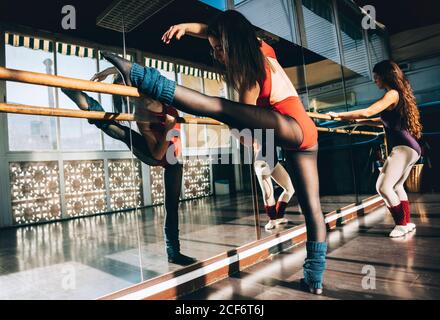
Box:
203;78;231;148
56;44;102;151
99;57;131;151
368;30;389;68
179;74;208;150
234;0;299;44
338;1;370;78
301;0;340;64
5;45;58;151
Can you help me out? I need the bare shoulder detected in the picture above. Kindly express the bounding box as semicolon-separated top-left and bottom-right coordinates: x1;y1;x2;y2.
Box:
383;89;400;108
384;89;399;101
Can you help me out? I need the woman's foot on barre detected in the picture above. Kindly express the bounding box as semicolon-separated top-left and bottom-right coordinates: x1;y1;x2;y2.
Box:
61;88;110;128
102;51;176;106
101;52;133;86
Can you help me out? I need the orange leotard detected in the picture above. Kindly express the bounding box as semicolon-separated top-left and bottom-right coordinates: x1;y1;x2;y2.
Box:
256;41;317;150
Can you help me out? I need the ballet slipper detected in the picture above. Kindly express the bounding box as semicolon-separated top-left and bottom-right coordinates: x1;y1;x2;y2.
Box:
389;225;408;238
265;220;277;231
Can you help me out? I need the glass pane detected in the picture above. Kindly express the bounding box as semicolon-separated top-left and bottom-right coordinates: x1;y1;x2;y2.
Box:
1;29;144;298
302;0;340;64
5;45;58;151
338;0;370;79
337;1;388;204
203;78;231;148
300;0;358;216
179;74;207;150
234;0;299;44
99;58;130;151
57;48;102;151
368;29;389;67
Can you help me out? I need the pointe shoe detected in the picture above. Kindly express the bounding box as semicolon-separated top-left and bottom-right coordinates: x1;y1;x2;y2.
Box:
389;225;408;238
265;220;277;231
101;51;133;86
406;223;416;232
300;278;323;295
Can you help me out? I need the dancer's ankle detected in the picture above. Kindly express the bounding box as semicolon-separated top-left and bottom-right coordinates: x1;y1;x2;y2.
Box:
276;201;288;219
303;241;327;291
265;205;277;220
388;203;406;226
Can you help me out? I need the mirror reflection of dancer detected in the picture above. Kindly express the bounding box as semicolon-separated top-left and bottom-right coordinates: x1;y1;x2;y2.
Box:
329;60;422;238
61;71;197;266
101;10;327;294
254;149;295;231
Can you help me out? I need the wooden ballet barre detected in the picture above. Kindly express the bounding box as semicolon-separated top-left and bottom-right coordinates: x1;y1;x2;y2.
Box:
332;122;383;130
317;127;383;136
307;112;336;120
0;66;142;98
0;67;357;122
0;103;382;135
0;103;222;125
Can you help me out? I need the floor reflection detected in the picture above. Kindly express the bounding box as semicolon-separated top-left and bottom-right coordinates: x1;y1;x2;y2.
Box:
182;193;440;300
0;193;374;299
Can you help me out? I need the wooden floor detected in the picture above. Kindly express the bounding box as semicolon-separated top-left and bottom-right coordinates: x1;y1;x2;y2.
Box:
181;193;440;300
0;193;367;300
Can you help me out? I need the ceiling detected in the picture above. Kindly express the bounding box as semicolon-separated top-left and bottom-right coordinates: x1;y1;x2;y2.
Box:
0;0;323;68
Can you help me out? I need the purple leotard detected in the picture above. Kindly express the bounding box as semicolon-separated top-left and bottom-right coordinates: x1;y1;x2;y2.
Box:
380;95;421;156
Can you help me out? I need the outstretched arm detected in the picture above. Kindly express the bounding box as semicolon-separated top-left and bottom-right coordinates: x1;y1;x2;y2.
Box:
354;118;383;127
328;90;399;120
162;23;208;44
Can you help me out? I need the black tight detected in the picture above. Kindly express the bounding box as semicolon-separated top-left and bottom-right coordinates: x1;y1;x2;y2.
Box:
99;121;184;250
171;86;325;242
100;122;162;166
285;145;326;242
173;86;304;149
163;162;183;251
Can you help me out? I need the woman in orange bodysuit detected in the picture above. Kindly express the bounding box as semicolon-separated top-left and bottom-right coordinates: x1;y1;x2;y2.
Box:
102;10;327;294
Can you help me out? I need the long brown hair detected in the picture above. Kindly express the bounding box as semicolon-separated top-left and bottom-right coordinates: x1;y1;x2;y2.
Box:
373;60;422;139
207;10;266;92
